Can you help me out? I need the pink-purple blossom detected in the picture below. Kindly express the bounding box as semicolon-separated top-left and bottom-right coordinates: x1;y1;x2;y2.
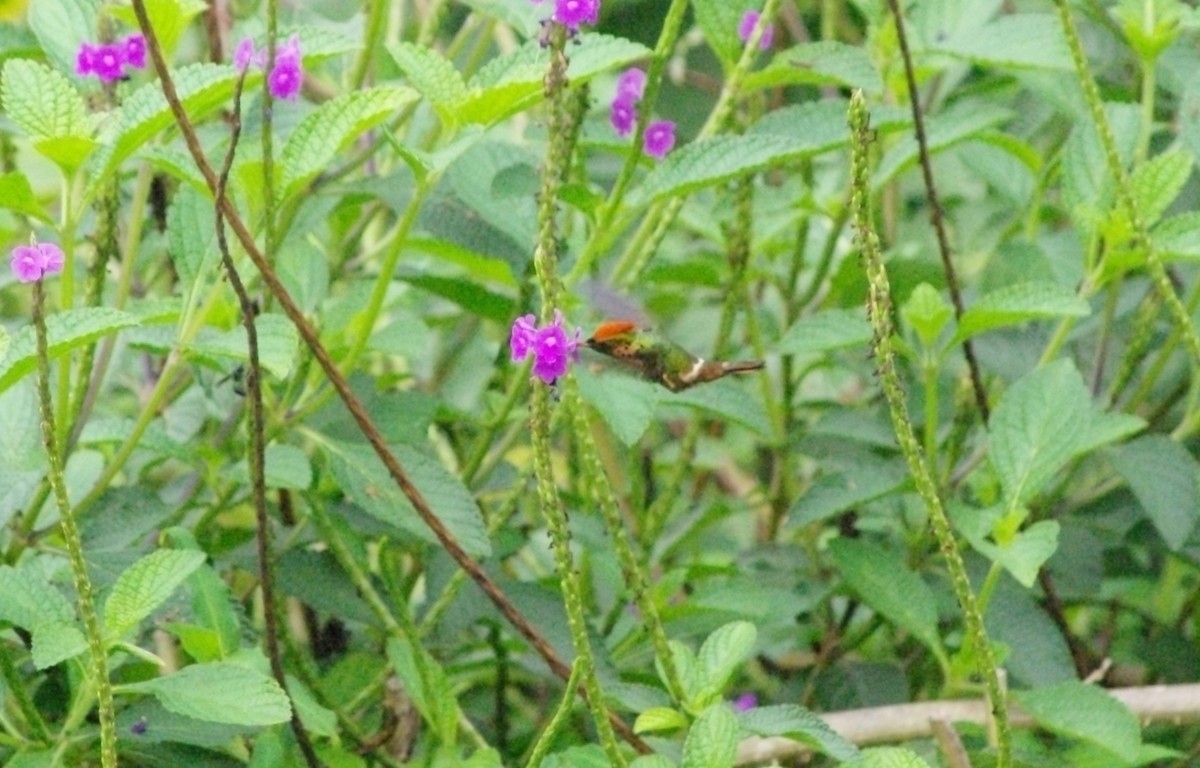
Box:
233;35;304;100
75;34;147;82
610;97;637;137
615;68;646;102
733;693;758;712
532;0;601;31
738;10;774;51
10;242;65;283
643;120;676;160
510;310;581;384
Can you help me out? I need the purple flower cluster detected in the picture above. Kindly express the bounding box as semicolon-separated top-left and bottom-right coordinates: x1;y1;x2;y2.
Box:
235;35;304;101
75;34;146;82
609;67;676;160
510;310;581;384
738;10;775;51
531;0;601;31
10;242;64;283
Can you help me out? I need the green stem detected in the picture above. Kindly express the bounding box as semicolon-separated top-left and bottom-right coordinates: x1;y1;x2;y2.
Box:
849;91;1010;766
32;278;116;768
0;639;50;744
522;659;582;768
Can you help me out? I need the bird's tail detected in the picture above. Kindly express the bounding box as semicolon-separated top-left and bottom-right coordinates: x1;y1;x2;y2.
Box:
720;360;765;375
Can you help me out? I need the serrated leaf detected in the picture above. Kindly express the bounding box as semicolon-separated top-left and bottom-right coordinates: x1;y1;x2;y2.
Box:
828;538;944;659
122;662;292;726
458;34;650;125
104;550;206;640
638;101;849;202
739;704;859;761
952;505;1060;588
787;459;909;528
692;0;756;67
387;635;460;744
323;440;491;558
1110;435;1200;551
633;706;688;734
692;621;756;708
903;283;954;347
745;41;883;94
1130;149;1192;231
400;274;515;325
185;313;299;379
932;14;1071;70
264;444;313;490
387;42;468;123
186;565;242;661
94;63;250;180
681;703;738;768
667;378;772;436
1153;212;1200;262
989;360;1142;504
629;757;676;768
575;366;660;446
0;308;142;396
279;86;417;199
778;308;872;355
1015;681;1140;762
167;185;219;299
0;171;51;221
953;281;1090;343
1;59;95;169
842;747;933;768
874;101;1011;186
26;0;98;76
31;621;88;669
0;565;75;629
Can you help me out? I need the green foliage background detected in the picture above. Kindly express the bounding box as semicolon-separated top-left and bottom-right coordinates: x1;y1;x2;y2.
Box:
1;0;1199;766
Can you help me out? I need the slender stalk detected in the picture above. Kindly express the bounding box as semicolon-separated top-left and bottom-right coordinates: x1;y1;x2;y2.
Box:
849;90;1010;767
0;640;49;744
32;278;115;768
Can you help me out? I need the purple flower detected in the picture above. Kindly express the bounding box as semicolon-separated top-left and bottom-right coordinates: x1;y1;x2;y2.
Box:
552;0;601;30
510;310;580;384
90;43;125;82
123;34;147;69
234;38;264;71
616;67;646;102
75;42;97;77
11;242;65;283
267;35;303;100
738;10;774;51
643;120;676;159
611;97;637;137
733;692;758;712
510;314;538;361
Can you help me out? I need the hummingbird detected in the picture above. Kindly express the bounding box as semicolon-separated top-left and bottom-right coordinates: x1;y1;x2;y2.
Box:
584;320;765;392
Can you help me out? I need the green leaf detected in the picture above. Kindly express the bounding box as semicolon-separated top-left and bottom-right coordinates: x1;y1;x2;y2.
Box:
778;308;872;355
952;505;1060;588
122;662;292;726
1106;149;1194;244
459;34;651;125
842;747;933;768
26;0;98;76
400;274;516;325
264;444;313;490
874;101;1011;186
691;0;756;67
0;171;51;222
387;42;469;124
902;283;954;348
953;282;1090;343
186;313;299;379
633;706;688;734
680;702;738;768
575;366;660;446
989;360;1143;504
109;0;207;59
629;757;676;768
0;308;143;396
0;59;95;170
0;565;75;629
1015;681;1141;762
279;86;418;199
167;185;219;303
744;41;883;94
323;440;491;558
932;14;1071;70
787;458;909;528
692;621;757;708
185;565;242;661
31;621;88;669
738;704;859;761
667;378;772;436
828;538;944;659
387;635;460;744
1110;435;1200;551
638;101;849;202
94;63;249;180
104;550;206;640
